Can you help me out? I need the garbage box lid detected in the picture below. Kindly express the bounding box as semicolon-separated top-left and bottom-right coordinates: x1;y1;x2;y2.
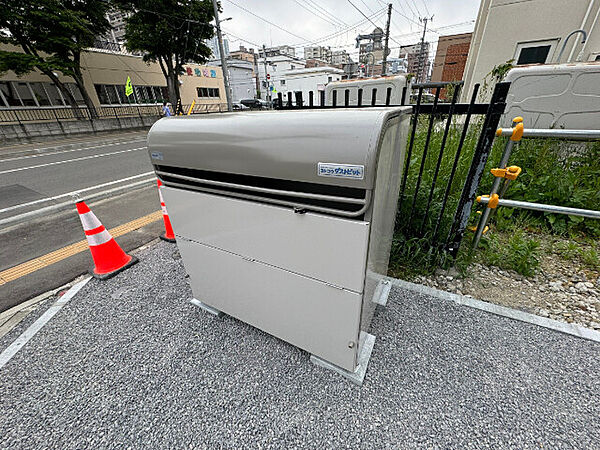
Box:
147;108;408;191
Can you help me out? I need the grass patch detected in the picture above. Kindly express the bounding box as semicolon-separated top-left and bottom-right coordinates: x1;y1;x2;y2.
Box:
478;231;541;277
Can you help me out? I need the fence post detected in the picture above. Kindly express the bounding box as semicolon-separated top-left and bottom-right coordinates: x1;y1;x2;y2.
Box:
287;92;293;107
277;92;283;108
309;91;314;107
446;81;510;257
295;91;303;108
113;106;122;129
51;108;65;134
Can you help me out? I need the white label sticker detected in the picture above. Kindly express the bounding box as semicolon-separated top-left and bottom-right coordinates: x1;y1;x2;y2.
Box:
318;162;364;180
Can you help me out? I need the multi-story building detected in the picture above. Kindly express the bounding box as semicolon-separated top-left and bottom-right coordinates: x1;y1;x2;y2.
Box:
104;10;128;45
263;45;296;58
208;58;256;103
331;50;351;65
358;28;385;77
305;59;331;68
304;46;332;62
206;36;230;60
431;33;472;86
463;0;600;101
0;44;226;109
399;42;431;83
229;45;256;63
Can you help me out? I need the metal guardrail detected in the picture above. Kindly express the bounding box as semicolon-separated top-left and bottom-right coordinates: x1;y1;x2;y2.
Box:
0;103;229;125
496;128;600;140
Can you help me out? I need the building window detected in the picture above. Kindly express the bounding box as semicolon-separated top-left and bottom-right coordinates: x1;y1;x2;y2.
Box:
15;82;36;106
94;83;166;105
280;80;286;85
514;39;558;65
327;76;332;82
290;65;295;70
0;81;23;106
196;87;220;98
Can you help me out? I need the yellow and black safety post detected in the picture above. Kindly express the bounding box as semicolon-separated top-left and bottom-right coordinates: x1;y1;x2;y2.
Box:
187;100;196;116
472;117;524;249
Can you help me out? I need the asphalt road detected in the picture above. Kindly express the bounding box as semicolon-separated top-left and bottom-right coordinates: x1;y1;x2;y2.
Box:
0;133;162;312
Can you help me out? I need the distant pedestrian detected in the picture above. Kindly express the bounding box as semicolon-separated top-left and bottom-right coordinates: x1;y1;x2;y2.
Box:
162;101;172;117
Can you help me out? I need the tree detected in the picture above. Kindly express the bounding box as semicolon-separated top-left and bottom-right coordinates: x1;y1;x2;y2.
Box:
116;0;215;108
0;0;111;114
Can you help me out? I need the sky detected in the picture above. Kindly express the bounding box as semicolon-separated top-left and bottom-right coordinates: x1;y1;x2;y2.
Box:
218;0;482;60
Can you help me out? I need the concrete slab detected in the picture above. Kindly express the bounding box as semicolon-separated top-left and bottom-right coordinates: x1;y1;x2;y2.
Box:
1;241;599;448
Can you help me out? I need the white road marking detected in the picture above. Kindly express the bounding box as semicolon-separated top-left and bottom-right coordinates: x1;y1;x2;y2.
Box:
0;277;91;370
0;172;154;214
0;177;156;228
0;139;146;163
0;147;146;175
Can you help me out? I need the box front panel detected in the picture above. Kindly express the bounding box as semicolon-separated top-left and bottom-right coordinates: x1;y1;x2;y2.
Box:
178;238;362;371
162;187;370;293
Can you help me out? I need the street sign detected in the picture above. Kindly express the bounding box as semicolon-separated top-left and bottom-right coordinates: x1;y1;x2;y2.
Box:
266;74;271;80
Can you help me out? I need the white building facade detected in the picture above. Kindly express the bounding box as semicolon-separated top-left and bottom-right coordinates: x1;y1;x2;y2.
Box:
257;55;306;98
208;58;256;103
463;0;600;100
282;67;344;102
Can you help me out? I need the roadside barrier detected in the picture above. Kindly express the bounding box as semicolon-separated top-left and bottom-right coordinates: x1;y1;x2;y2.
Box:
76;200;138;279
157;179;176;242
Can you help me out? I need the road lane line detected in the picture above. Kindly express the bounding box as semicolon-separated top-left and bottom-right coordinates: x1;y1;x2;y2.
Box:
0;139;146;163
0;178;156;228
0;210;162;286
0;147;146;175
0;172;154;214
0;277;91;370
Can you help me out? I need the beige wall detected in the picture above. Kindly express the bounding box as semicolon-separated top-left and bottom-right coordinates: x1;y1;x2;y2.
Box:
463;0;600;101
1;45;226;107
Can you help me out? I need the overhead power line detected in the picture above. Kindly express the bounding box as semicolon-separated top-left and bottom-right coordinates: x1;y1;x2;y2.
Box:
292;0;345;28
224;0;308;42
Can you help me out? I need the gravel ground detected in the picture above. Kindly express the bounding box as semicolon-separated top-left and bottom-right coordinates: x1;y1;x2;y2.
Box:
1;241;600;448
413;235;600;330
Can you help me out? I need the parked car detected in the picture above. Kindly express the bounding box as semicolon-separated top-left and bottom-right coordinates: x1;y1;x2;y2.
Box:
240;98;263;109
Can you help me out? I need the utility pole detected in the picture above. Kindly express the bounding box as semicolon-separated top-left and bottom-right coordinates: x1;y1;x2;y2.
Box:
417;16;433;83
212;0;233;111
262;44;271;103
382;3;392;76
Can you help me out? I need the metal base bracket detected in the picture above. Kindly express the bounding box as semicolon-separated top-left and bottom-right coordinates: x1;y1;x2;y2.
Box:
310;333;376;386
190;298;223;317
372;279;392;306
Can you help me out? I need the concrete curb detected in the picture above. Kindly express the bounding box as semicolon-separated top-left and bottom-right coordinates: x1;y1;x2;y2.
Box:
389;278;600;344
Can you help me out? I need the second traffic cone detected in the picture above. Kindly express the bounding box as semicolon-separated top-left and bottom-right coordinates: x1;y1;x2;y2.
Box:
157;179;176;242
76;200;138;279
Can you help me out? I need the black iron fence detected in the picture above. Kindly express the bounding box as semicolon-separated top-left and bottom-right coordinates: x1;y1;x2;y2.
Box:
0;103;229;125
274;80;511;262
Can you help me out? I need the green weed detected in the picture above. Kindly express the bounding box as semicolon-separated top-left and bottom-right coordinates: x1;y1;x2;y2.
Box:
555;241;579;261
580;247;600;269
480;231;541;277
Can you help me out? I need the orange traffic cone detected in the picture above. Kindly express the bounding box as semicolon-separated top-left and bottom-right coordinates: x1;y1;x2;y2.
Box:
157;179;176;242
76;200;138;279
